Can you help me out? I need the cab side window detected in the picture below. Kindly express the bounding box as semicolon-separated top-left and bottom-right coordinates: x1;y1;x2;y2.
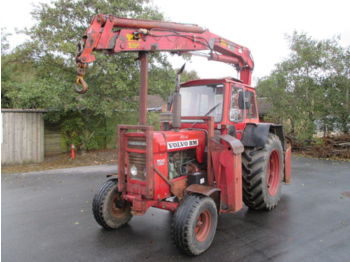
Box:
230;87;243;122
230;87;257;121
245;91;257;119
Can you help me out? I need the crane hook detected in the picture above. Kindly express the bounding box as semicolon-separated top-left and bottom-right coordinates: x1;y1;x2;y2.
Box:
74;62;89;94
75;75;88;94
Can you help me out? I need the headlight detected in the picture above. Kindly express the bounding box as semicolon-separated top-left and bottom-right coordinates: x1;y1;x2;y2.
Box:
130;165;138;177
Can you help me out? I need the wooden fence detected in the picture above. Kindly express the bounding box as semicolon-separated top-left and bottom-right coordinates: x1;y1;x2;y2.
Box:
1;109;46;165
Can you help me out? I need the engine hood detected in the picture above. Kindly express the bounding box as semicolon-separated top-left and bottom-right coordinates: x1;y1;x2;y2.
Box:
153;129;206;163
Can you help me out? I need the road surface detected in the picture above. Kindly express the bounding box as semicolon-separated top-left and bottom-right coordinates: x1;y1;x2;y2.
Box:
2;157;350;262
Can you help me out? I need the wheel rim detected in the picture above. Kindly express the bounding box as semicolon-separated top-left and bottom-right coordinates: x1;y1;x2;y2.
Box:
195;210;212;242
110;193;127;218
267;150;280;196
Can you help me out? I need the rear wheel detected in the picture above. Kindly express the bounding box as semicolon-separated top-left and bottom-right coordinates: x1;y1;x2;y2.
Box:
92;179;132;230
171;195;218;256
242;133;284;210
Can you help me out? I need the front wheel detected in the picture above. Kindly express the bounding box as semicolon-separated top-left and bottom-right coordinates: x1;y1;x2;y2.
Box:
92;179;132;230
171;195;218;256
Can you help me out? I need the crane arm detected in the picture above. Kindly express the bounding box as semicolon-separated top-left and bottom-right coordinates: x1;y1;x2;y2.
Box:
75;14;254;91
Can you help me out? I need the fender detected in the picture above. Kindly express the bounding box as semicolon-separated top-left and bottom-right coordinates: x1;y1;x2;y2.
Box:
241;123;285;150
106;174;118;180
242;123;291;183
185;184;221;212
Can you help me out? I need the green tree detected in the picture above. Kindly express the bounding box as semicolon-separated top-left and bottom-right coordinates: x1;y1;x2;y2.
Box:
257;32;350;140
22;0;166;114
1;28;10;53
2;0;199;150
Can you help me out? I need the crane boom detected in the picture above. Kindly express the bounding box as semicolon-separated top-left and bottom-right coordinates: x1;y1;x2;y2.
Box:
75;14;254;91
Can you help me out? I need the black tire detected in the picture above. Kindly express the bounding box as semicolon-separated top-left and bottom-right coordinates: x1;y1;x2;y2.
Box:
242;133;284;211
171;195;218;256
92;179;132;230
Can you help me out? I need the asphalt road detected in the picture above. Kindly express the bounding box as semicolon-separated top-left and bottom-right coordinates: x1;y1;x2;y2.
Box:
2;157;350;262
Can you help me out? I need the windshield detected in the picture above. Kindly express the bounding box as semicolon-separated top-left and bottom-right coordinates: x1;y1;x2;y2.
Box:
180;84;224;122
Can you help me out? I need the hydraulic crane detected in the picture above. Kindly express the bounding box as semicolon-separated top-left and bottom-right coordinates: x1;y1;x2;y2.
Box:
75;14;254;124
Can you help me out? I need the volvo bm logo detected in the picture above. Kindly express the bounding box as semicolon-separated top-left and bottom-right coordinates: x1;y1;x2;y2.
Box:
167;139;198;150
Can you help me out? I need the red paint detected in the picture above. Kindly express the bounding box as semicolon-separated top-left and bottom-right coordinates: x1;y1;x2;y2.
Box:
210;137;243;213
180;79;259;139
139;52;148;125
76;15;254;86
123;193;179;215
152;151;170;200
268;150;280;196
121;127;207;204
116;118;213;214
180;116;215;183
195;210;212;242
284;143;292;183
117;125;153;198
159;129;206;163
100;14;205;33
153;201;179;212
70;144;76;160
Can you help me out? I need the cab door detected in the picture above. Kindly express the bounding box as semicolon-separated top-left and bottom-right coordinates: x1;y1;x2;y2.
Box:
228;84;259;139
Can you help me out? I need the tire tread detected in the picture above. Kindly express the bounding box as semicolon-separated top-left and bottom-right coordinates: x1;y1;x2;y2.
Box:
242;134;283;211
92;179;132;230
171;195;217;256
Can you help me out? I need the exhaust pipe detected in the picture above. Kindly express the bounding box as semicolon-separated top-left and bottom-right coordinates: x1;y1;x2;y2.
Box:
172;63;186;130
172;92;182;129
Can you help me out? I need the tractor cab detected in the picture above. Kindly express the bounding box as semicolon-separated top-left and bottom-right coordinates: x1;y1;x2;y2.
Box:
179;78;259;139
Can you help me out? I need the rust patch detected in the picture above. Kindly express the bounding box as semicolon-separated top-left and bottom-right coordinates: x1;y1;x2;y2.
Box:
341;192;350;198
171;178;187;199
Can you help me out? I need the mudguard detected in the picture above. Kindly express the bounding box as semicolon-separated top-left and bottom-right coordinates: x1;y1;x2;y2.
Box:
242;123;285;150
106;174;118;180
185;184;221;211
208;135;244;213
242;123;291;183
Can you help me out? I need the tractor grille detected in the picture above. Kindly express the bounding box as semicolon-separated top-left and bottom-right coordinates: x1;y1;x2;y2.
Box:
127;137;147;181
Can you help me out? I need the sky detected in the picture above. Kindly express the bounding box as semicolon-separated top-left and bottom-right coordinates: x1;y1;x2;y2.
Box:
1;0;350;84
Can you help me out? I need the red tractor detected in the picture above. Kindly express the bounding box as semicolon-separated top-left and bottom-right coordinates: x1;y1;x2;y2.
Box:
75;14;292;256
